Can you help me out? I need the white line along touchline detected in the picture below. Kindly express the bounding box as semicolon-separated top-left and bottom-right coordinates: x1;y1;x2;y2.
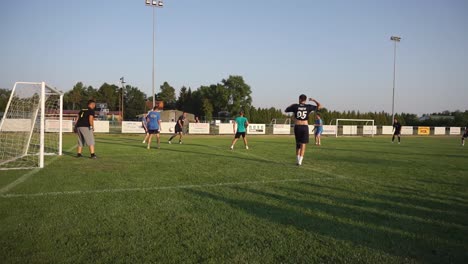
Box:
0;177;338;199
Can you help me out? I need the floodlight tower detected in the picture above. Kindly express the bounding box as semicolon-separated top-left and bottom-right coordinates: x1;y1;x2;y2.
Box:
120;77;126;121
145;0;164;108
390;36;401;124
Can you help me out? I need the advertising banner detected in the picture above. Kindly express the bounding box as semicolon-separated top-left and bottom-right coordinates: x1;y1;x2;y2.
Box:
401;126;414;135
418;126;430;135
382;126;393;135
45;120;73;133
449;127;461;135
342;125;357;135
248;124;266;135
94;121;109;133
273;124;290;135
189;123;210;134
219;123;233;134
363;125;376;135
122;121;145;134
160;122;177;134
434;127;446;135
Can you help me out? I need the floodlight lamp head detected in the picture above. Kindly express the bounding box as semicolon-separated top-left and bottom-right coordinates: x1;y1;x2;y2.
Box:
390;36;401;42
157;1;164;7
145;0;151;5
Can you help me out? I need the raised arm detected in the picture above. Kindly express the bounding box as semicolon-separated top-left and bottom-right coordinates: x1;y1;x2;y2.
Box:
285;104;295;112
309;98;322;110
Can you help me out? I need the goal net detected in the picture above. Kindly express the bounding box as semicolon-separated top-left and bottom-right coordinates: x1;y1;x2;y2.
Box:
335;119;375;137
0;82;63;170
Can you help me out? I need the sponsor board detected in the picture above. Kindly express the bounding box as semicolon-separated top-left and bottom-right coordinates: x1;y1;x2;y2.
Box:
248;124;266;135
342;125;357;135
449;127;461;135
219;123;233;134
418;126;430;135
94;121;109;133
273;124;290;135
122;121;146;134
45;120;73;133
363;125;376;135
434;127;446;135
0;119;32;132
401;126;413;135
160;122;177;134
189;123;210;134
382;126;393;135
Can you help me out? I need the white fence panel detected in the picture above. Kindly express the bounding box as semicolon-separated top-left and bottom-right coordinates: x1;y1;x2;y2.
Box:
189;123;210;134
434;127;446;135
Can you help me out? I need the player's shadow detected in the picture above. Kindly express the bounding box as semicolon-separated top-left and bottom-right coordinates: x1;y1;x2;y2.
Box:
275;183;468;228
184;188;467;263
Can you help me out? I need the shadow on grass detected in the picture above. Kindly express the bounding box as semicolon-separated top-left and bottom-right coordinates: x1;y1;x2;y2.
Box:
300;182;468;223
184;188;468;263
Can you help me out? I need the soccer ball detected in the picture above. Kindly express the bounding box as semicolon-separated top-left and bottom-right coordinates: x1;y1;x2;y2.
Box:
169;127;173;132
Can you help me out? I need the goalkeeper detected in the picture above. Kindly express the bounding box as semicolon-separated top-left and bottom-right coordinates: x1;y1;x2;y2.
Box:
75;100;97;159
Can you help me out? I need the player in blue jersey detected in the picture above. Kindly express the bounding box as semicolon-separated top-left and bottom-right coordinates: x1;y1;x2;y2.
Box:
314;114;323;146
230;111;249;150
146;106;162;149
285;94;322;166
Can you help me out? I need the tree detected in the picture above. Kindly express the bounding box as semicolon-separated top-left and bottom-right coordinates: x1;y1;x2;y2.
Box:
177;86;189;111
202;98;213;121
124;85;147;120
97;83;119;111
157;82;176;109
69;82;85;110
222;75;252;116
0;88;11;112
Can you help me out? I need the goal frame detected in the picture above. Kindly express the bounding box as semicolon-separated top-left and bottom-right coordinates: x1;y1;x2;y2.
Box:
0;82;63;169
335;119;375;138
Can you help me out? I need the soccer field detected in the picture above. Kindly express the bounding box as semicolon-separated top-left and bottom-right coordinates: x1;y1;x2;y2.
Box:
1;134;467;263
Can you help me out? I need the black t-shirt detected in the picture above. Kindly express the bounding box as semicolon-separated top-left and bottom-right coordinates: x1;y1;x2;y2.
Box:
75;108;95;127
285;104;317;121
393;122;402;132
176;115;186;127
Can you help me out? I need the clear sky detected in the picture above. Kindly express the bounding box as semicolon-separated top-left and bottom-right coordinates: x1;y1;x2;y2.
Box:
1;0;467;115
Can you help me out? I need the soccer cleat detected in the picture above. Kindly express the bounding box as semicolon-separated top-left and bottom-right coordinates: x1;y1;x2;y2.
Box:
246;146;249;150
230;146;234;150
147;145;150;149
142;140;146;144
398;142;400;145
90;154;97;159
76;153;83;158
179;141;183;145
168;141;172;144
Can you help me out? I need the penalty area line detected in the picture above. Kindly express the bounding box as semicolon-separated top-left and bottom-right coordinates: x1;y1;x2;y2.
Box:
0;145;77;195
0;176;337;199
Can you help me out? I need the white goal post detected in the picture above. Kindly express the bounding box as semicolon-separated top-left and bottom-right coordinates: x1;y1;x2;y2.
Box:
335;119;375;137
0;82;63;170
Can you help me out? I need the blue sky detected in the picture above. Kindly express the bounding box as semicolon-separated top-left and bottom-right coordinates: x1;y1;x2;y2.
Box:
1;0;467;114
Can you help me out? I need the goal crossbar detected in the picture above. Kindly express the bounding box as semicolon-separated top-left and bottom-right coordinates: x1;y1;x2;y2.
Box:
335;119;375;137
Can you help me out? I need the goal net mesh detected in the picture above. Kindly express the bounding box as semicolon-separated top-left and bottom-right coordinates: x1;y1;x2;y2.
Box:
0;82;62;170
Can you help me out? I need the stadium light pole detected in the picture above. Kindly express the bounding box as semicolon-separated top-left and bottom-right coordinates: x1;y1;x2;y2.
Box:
390;36;401;124
145;0;164;108
120;77;126;121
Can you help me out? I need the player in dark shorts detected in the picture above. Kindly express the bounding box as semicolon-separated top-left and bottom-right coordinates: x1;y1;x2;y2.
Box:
285;94;322;166
392;118;402;144
462;126;468;146
168;112;187;144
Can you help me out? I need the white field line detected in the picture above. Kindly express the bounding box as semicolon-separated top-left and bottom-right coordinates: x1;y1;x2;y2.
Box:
0;145;76;195
0;177;336;199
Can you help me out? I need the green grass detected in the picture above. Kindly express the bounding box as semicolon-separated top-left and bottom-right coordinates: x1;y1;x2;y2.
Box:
1;134;467;263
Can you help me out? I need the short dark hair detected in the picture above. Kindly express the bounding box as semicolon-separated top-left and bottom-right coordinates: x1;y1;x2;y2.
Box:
239;110;244;115
299;94;307;102
153;106;158;110
316;113;321;117
87;99;95;105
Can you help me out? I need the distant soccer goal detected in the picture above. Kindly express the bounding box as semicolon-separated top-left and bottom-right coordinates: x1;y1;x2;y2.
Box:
0;82;63;170
335;119;375;137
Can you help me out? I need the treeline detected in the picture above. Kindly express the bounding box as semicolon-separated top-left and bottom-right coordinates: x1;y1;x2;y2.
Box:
1;77;467;126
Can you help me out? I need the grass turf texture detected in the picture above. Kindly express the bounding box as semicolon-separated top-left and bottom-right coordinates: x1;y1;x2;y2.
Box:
0;134;467;263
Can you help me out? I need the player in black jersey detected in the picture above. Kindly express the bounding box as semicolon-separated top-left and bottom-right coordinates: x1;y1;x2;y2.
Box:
285;94;322;166
392;118;402;144
462;126;468;146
